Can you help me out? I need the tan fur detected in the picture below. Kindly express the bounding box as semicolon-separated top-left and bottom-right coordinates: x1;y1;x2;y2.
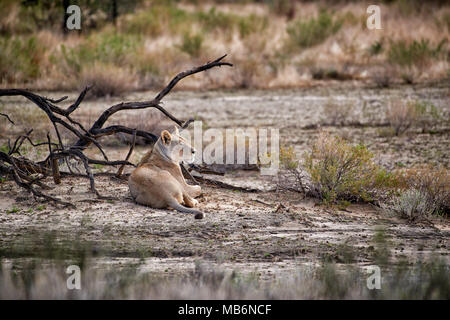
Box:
128;127;203;219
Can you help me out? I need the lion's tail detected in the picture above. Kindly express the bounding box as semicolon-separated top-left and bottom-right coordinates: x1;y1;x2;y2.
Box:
167;199;204;219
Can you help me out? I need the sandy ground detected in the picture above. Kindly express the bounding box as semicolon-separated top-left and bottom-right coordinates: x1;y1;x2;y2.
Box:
0;84;449;277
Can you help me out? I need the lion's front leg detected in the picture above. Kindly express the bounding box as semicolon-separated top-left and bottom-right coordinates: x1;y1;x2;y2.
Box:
183;193;198;208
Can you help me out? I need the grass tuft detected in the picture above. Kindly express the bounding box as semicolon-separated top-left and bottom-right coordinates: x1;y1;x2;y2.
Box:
80;63;137;98
286;10;342;49
0;36;44;83
179;32;204;57
388;38;447;70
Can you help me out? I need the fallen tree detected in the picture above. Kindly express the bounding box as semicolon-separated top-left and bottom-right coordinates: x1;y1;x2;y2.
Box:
0;55;233;207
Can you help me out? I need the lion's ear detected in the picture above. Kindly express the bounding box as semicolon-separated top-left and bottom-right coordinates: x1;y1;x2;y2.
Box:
161;130;172;145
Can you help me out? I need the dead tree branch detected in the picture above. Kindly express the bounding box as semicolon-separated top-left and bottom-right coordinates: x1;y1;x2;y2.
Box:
0;113;15;124
116;129;136;178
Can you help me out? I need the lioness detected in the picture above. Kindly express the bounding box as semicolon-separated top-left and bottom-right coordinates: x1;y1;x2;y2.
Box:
128;126;203;219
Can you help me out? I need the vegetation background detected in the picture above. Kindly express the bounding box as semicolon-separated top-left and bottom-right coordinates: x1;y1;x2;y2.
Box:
1;0;449;96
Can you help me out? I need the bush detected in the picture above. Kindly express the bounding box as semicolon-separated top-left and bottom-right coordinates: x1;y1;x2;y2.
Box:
389;189;434;220
0;36;44;83
120;7;164;36
120;4;190;36
60;33;141;73
303;132;396;204
397;166;450;215
385;99;441;136
322;101;353;126
286;10;342;49
385;100;418;136
277;146;307;193
196;7;236;33
388;39;446;69
80;63;137;98
234;58;265;88
413;100;441;133
237;14;268;38
368;40;384;56
195;8;267;38
178;32;203;57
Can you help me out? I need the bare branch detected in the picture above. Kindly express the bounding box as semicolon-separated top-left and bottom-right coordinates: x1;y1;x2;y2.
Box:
44;95;68;104
154;54;233;103
48;132;61;185
65;85;91;115
0;113;15;125
116;129;136;178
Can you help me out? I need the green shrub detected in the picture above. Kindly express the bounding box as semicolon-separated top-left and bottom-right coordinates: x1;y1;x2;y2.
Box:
303;132;396;204
60;33;141;73
276;145;308;193
121;4;191;36
127;48;161;77
237;14;268;38
280;146;299;170
388;39;446;69
178;33;203;57
0;36;44;82
196;7;236;32
195;8;267;38
0;142;9;153
125;5;267;38
368;40;384;56
286;10;342;49
121;8;165;36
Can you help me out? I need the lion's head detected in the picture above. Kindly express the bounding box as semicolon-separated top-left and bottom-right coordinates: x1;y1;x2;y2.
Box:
154;126;196;163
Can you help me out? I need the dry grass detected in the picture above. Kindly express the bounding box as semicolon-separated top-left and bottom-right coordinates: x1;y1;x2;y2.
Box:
384;99;443;136
321;100;354;126
397;166;450;216
286;10;343;50
0;102;51;140
389;188;435;220
79;63;138;99
385;100;418;136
